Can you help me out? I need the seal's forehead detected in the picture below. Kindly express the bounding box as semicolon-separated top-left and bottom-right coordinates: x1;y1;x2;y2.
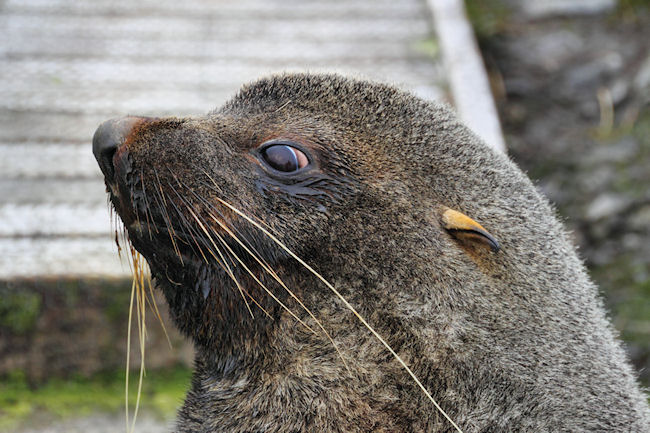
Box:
216;73;514;187
219;74;434;142
220;73;421;119
232;74;360;105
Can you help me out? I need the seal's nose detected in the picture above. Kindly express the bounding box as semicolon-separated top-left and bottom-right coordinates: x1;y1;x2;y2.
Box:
92;117;143;181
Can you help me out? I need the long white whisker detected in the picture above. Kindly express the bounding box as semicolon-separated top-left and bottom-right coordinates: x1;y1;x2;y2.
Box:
210;223;319;335
184;205;255;318
206;212;349;371
212;196;463;433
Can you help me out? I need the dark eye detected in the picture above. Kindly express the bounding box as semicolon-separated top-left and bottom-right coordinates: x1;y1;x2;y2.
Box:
261;144;309;172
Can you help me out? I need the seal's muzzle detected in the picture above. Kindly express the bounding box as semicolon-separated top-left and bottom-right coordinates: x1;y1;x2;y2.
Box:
92;116;145;182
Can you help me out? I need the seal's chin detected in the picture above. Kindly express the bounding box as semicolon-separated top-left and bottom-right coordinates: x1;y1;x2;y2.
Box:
123;217;198;270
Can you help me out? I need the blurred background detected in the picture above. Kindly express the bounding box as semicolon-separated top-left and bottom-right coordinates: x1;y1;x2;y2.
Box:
0;0;648;431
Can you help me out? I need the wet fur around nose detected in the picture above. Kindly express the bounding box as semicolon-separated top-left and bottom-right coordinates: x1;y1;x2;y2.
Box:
97;73;649;432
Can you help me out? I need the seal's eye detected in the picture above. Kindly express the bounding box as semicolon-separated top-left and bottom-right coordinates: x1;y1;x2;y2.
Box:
261;144;309;173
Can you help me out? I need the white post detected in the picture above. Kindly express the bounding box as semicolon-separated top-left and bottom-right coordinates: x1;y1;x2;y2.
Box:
428;0;507;153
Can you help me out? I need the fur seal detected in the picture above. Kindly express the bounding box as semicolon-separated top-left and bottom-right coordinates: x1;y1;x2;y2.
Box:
92;73;649;432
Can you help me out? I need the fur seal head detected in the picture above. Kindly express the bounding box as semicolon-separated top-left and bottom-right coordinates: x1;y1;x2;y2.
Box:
93;73;649;432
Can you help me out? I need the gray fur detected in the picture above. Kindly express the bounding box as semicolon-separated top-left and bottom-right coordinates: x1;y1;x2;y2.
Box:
97;73;649;432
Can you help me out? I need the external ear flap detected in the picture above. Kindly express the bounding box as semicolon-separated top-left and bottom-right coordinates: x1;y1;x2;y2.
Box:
441;207;500;253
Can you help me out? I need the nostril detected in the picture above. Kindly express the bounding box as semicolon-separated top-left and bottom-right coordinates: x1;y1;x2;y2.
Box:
99;141;118;181
92;117;143;181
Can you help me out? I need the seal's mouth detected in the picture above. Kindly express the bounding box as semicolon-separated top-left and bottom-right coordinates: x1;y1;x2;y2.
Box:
92;116;255;274
93;117;182;257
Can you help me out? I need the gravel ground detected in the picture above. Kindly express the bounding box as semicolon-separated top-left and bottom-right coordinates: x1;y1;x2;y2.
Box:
476;0;650;383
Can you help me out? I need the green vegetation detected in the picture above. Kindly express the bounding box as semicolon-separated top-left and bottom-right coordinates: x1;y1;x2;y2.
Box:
0;291;41;334
412;37;439;60
464;0;511;40
591;109;650;197
616;0;650;22
102;282;135;324
0;366;191;430
589;111;650;386
592;256;650;350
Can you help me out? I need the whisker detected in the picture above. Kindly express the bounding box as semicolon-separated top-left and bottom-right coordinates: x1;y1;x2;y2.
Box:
210;196;464;433
166;185;210;265
125;272;135;433
168;186;252;314
152;193;182;262
139;169;157;241
144;277;172;349
206;210;339;363
184;204;255;319
240;287;273;319
176;179;347;365
129;246;148;433
200;169;279;236
153;171;184;264
133;186;143;233
171;192;278;322
210;224;317;334
109;193;122;260
171;176;323;334
210;246;272;319
110;188;165;432
175;175;348;368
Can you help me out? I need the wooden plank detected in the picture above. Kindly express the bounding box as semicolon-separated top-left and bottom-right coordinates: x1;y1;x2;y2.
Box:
0;237;131;277
0;180;106;205
0;143;100;178
0;204;112;236
4;38;422;62
5;0;424;19
5;0;422;15
0;0;447;278
1;15;428;42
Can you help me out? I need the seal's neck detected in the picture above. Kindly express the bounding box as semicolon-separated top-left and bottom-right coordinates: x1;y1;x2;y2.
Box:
176;315;415;433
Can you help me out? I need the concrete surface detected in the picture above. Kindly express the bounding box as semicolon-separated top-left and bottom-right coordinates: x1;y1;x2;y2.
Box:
429;0;505;152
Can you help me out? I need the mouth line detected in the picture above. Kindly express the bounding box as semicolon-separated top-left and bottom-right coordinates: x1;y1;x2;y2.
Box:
105;171;272;291
120;210;244;268
147;239;264;302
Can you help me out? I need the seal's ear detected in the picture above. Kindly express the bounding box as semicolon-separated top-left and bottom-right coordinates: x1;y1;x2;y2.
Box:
441;207;500;253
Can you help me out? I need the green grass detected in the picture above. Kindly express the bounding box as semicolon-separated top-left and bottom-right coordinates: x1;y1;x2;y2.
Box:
0;291;41;334
616;0;650;22
464;0;511;40
412;37;439;60
0;366;192;430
